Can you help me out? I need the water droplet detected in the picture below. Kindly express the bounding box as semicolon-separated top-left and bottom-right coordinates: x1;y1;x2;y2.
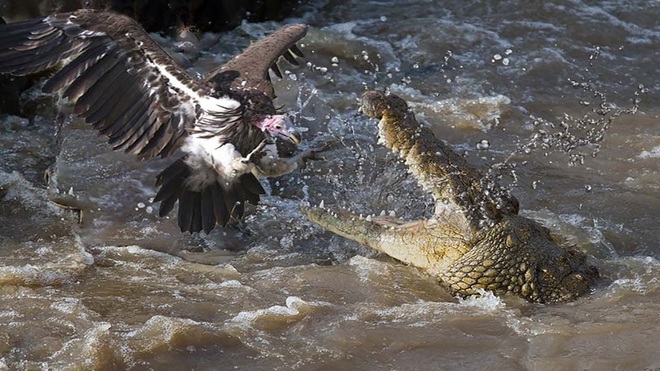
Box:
532;180;540;189
502;58;510;66
137;202;145;209
584;185;592;192
380;16;387;22
331;56;339;64
476;139;490;150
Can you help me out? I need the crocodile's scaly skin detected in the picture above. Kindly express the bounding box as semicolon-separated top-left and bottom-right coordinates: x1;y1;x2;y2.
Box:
303;91;599;303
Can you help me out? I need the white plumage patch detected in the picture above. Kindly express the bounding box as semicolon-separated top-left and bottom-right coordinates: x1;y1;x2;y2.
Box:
181;134;250;191
150;60;240;115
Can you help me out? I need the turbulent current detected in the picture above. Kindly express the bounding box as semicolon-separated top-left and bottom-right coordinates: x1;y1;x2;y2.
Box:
1;0;658;369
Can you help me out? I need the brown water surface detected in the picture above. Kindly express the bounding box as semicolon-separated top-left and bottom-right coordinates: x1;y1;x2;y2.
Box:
0;0;658;369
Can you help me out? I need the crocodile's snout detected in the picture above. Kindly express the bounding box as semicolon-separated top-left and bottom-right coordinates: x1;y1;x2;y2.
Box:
360;91;409;119
536;248;600;302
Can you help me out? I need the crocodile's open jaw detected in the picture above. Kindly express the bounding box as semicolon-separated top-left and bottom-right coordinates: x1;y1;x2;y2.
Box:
302;91;599;304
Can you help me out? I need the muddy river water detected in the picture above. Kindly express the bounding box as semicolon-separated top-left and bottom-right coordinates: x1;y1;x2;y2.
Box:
1;0;658;369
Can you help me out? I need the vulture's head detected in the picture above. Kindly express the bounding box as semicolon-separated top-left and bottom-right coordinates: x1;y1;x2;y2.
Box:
241;89;301;145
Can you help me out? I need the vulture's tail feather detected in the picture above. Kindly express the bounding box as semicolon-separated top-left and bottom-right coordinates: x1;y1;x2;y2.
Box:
153;158;265;233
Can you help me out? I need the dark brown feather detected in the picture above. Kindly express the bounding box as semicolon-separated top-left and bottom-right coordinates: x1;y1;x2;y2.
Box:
113;107;159;151
178;191;195;232
190;192;202;233
121;110;166;154
99;91;148;137
211;184;230;226
99;90;141;131
76;63;125;117
108;104;150;146
68;54;119;107
136;117;176;158
43;41;109;93
201;188;216;233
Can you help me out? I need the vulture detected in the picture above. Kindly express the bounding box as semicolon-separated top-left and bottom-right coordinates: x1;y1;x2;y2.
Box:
0;10;311;233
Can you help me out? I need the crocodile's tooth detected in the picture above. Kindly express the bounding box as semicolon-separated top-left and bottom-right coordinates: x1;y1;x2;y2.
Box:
380;210;386;216
319;200;325;209
359;214;364;220
389;210;396;217
366;215;373;221
68;187;74;196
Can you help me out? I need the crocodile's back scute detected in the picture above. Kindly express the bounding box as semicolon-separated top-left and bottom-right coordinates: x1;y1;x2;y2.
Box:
439;215;597;303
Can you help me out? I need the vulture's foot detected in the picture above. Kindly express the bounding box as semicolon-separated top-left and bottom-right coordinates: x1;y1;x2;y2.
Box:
231;140;269;176
252;135;334;177
296;135;335;166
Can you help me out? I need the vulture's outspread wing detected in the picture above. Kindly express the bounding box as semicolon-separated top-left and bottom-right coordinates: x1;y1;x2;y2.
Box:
0;9;225;159
205;24;307;98
0;10;312;234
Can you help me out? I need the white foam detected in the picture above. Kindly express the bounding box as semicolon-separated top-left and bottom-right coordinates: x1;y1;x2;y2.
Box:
228;296;321;327
219;280;245;288
457;289;505;311
638;145;660;159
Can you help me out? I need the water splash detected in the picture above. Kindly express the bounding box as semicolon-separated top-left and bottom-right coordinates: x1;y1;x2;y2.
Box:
480;47;647;203
519;47;646;167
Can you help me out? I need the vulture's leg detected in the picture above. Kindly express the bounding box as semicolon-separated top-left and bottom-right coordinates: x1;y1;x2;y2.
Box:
229;140;269;176
253;135;334;177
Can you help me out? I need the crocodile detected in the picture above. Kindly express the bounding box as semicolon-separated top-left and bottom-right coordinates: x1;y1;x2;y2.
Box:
303;91;599;303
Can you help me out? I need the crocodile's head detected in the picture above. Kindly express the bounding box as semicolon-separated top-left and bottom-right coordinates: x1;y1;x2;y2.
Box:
442;215;599;303
535;246;599;302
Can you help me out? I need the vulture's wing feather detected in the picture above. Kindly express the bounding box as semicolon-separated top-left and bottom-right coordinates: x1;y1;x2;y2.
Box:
205;24;308;98
0;9;229;159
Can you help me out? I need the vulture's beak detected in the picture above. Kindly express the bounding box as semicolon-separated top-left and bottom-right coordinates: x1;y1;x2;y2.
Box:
278;128;302;145
259;114;302;145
